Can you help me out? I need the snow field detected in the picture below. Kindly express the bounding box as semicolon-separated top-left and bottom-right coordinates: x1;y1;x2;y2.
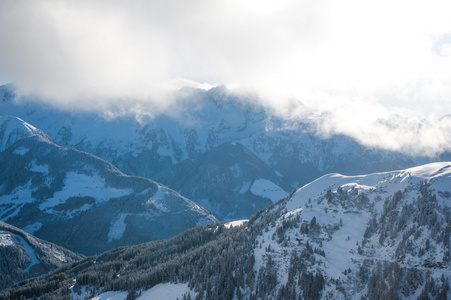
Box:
137;283;197;299
254;162;451;298
12;146;29;155
108;214;131;243
39;172;134;211
71;283;196;300
224;219;248;229
0;180;35;222
249;179;287;203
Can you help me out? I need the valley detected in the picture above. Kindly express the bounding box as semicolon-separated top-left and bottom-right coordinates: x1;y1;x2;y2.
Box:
0;86;450;299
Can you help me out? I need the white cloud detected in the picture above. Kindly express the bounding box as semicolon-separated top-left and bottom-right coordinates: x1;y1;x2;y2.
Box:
1;0;451;155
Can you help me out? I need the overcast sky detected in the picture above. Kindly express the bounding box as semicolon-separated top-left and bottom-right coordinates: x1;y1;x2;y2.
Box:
1;0;451;155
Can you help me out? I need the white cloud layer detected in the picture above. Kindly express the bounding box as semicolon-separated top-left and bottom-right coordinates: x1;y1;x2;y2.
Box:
1;0;451;155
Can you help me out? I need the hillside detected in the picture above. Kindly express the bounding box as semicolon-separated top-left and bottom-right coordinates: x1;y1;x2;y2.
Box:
2;162;449;299
0;85;438;220
0;221;83;291
0;116;217;255
158;142;287;220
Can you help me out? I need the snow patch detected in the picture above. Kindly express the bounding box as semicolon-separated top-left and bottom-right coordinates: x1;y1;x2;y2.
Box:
13;146;29;155
230;163;242;179
107;214;130;243
408;161;451;179
145;187;169;212
322;213;368;279
0;233;15;246
224;219;248;229
239;181;251;194
22;222;42;235
53;251;66;262
39;172;133;211
0;180;34;221
30;160;49;174
138;282;197;300
92;291;128;300
250;179;287;202
284;207;303;219
78;283;197;300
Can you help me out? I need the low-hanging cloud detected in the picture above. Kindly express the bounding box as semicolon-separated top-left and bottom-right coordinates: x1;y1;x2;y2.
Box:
277;94;451;157
1;0;451;156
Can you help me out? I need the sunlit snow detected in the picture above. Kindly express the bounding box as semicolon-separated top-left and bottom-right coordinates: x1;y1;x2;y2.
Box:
254;161;451;287
138;283;197;300
250;179;287;203
0;233;15;246
224;219;248;229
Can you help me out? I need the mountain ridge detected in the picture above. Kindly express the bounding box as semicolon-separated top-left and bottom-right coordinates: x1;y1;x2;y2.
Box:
0;84;440;220
1;162;449;299
0;221;84;291
0;118;218;255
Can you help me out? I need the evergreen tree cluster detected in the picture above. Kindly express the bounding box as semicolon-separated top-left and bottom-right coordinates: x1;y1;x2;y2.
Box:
363;184;451;266
1;179;450;299
365;260;449;300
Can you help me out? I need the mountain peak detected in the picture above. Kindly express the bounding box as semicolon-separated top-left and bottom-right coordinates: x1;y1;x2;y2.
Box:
0;116;49;152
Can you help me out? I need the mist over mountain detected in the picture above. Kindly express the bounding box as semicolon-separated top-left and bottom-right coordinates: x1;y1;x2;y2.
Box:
0;116;217;255
1;84;450;299
1;162;449;299
1;85;444;221
1;1;451;298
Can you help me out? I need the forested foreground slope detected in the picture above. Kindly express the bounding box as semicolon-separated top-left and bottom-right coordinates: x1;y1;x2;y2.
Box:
1;162;450;299
0;222;84;291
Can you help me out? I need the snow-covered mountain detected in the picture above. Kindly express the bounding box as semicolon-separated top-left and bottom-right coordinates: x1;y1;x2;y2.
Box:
0;221;84;291
0;84;437;220
250;161;451;299
0;115;48;152
0;116;217;255
3;162;449;299
158;142;286;219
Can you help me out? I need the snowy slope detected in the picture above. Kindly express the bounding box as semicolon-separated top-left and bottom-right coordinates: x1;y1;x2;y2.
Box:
0;119;218;255
3;162;450;299
71;283;196;300
158;142;287;220
0;116;47;152
0;221;83;291
0;84;434;220
251;161;451;299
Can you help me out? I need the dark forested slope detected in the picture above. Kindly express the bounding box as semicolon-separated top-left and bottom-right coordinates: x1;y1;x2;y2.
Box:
1;162;450;299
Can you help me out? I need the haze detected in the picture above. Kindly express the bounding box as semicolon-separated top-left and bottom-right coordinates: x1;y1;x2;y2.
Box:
1;0;451;156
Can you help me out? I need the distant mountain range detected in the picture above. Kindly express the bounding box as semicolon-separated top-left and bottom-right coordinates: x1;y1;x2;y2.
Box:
1;162;449;299
1;84;445;221
1;84;450;298
0;116;217;255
